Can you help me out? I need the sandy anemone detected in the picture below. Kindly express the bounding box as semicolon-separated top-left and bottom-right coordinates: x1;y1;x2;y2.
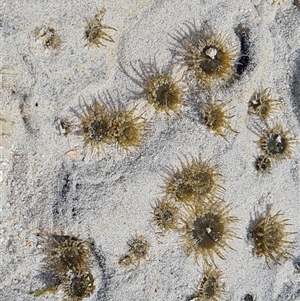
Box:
254;155;272;174
181;201;239;265
257;122;296;161
151;198;179;231
191;266;226;301
63;272;95;301
248;208;295;267
200;99;237;141
127;234;150;261
172;23;239;91
30;233;95;299
162;156;224;204
119;234;150;268
42;234;91;275
248;88;282;121
122;59;186;116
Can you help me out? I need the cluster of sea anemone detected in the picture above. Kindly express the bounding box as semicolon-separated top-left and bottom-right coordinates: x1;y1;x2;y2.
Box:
27;6;297;301
248;88;296;174
151;155;239;299
31;234;95;301
69;94;148;156
63;21;242;157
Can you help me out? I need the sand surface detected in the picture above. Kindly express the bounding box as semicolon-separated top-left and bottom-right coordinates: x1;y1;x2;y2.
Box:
1;0;300;300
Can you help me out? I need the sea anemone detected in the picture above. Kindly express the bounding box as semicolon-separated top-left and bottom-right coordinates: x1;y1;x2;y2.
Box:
42;234;91;274
254;155;272;174
31;233;95;299
151;198;179;231
257;122;296;161
248;88;282;121
122;59;186;116
127;234;150;262
248;207;295;267
110;103;148;152
162;156;224;204
63;272;95;301
200;99;237;141
191;266;226;301
172;23;239;91
119;234;150;268
181;201;239;265
71;98;112;154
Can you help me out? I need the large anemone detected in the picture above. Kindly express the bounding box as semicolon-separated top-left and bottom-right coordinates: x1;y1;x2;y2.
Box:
181;201;239;265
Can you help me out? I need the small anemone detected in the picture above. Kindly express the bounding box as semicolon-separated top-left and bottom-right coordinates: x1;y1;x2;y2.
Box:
63;272;95;301
191;266;226;301
254;155;272;174
257;122;296;161
248;207;295;267
172;23;239;91
71;99;112;154
162;156;224;204
127;234;150;262
200;99;237;141
119;234;150;269
71;94;148;155
85;8;116;47
151;198;179;231
248;88;282;121
122;59;186;116
110;105;148;152
181;201;239;265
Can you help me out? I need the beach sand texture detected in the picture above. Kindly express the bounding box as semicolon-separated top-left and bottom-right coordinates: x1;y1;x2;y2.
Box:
1;0;300;300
